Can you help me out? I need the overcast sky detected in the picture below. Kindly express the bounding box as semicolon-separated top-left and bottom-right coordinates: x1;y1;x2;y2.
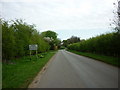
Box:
1;0;116;40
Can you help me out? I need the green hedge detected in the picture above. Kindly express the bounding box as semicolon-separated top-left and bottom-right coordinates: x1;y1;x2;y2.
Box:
68;33;120;57
2;19;50;61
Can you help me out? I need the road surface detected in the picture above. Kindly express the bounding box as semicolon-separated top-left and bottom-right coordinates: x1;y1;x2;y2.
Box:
29;50;118;88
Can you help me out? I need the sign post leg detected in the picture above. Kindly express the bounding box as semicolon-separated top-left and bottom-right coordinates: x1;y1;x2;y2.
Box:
36;50;38;59
30;50;31;60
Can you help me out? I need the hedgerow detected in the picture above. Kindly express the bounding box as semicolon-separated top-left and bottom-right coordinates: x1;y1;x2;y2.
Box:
2;19;50;61
68;33;120;57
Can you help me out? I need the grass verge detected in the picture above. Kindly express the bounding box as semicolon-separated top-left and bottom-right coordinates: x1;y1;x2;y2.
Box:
2;51;57;88
68;50;119;67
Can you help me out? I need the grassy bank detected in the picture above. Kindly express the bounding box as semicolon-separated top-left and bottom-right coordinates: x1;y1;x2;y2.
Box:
68;50;119;67
2;51;57;88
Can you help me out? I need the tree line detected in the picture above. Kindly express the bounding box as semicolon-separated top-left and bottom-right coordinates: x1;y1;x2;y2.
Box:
2;19;60;61
67;32;120;57
62;36;81;47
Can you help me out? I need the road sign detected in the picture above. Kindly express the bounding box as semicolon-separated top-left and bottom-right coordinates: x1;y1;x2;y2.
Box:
29;44;38;50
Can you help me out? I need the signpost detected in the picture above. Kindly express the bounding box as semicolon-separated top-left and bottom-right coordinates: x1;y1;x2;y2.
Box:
29;44;38;60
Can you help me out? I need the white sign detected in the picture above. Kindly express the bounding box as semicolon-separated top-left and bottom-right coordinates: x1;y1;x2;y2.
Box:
29;44;38;50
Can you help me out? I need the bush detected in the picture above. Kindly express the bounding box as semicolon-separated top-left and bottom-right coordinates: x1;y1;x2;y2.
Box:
2;19;50;61
68;33;120;57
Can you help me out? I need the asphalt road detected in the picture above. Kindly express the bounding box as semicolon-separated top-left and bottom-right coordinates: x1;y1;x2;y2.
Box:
29;50;118;88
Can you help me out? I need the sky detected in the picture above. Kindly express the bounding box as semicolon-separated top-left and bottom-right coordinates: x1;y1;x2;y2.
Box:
0;0;117;40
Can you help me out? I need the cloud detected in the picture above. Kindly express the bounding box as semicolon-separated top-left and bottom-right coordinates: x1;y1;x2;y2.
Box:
1;0;116;39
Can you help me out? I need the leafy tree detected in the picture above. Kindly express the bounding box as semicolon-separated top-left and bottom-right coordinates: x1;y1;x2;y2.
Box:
2;19;50;61
2;20;16;61
62;40;68;47
54;38;61;49
41;30;60;50
41;30;58;40
62;36;80;47
68;36;80;44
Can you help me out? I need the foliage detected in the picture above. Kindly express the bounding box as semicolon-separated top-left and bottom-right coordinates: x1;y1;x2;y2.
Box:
111;1;120;33
41;30;58;40
2;19;50;61
68;33;120;57
41;30;61;50
67;36;80;44
62;36;80;47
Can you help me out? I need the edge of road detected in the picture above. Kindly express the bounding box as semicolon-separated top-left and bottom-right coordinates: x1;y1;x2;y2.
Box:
66;50;119;68
28;51;58;88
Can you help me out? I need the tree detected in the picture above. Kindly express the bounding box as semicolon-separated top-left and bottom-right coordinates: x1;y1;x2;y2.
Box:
112;1;120;33
2;19;50;61
62;40;68;47
41;30;59;50
54;38;61;49
2;20;16;61
68;36;80;44
41;30;58;40
62;36;80;47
